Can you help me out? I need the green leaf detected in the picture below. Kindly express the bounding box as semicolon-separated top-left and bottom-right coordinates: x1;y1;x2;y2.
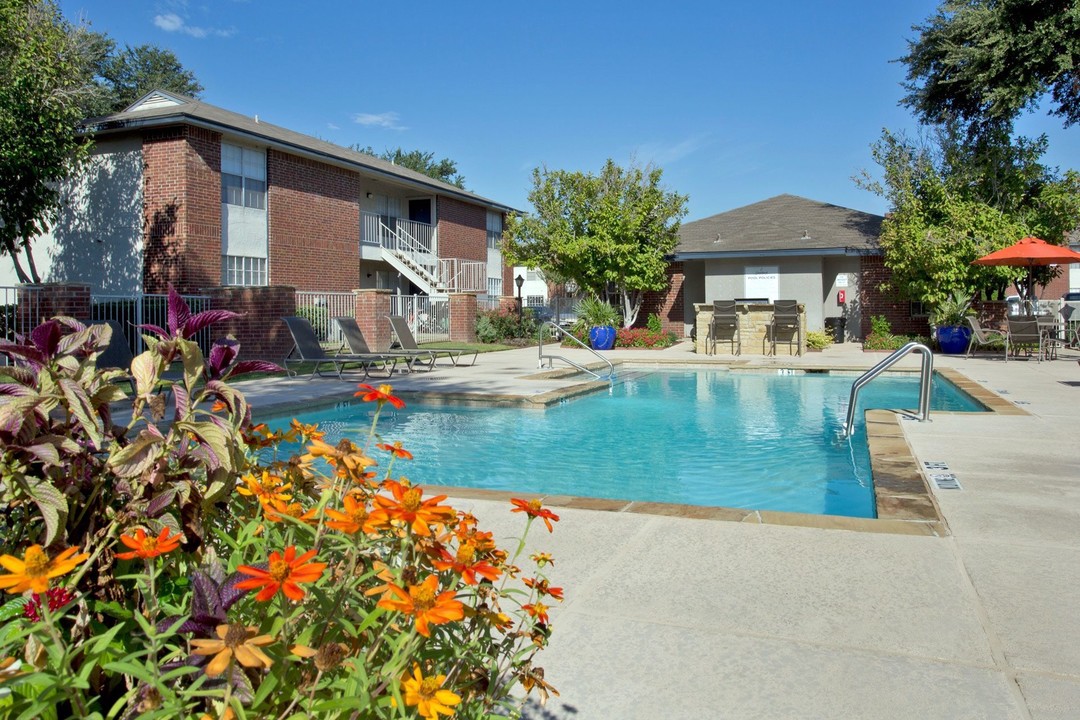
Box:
173;421;235;472
129;351;159;399
107;431;164;478
57;378;105;449
0;396;40;439
24;479;68;546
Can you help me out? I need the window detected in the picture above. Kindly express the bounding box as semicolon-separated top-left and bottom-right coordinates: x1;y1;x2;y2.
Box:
487;277;503;297
221;144;266;209
486;211;503;249
223;256;268;286
526;295;545;307
910;301;929;317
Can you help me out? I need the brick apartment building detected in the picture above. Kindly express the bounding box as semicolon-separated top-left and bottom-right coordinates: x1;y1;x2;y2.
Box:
5;89;514;305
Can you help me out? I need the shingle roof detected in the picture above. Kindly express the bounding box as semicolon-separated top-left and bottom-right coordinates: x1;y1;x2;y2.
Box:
81;90;514;212
675;194;883;257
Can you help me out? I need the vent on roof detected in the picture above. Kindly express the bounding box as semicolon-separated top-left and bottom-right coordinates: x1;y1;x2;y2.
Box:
128;91;184;112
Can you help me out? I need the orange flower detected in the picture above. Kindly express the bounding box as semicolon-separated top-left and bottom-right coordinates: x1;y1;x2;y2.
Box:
523;577;564;600
376;441;413;460
355;383;405;409
523;601;550;624
530;552;555;568
261;498;318;524
432;542;501;585
302;437;377;483
510;498;560;533
0;545;89;594
115;527;183;560
237;471;293;505
190;623;274;677
289;419;324;442
374;479;455;537
235;547;326;602
377;575;464;637
400;664;461;720
324;494;381;535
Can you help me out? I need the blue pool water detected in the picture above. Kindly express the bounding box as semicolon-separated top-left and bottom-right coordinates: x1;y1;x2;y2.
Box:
266;370;986;518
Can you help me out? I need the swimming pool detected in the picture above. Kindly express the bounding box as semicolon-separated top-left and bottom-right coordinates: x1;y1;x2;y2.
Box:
266;369;986;519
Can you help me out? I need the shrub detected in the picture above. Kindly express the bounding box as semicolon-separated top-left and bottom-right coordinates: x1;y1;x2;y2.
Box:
0;289;562;719
296;305;330;340
615;327;678;348
645;313;663;334
475;307;538;344
805;330;833;350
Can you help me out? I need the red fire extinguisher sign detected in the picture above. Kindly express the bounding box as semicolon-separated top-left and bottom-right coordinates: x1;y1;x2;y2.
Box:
837;289;846;305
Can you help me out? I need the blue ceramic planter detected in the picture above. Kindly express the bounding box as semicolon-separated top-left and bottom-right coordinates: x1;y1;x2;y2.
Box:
936;325;972;354
588;325;616;350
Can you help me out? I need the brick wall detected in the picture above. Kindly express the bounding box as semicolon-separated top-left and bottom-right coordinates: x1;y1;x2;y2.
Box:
202;286;296;362
355;290;392;352
436;196;486;262
16;283;91;327
268;150;361;291
858;255;931;337
449;293;477;343
639;263;686;335
142;126;222;294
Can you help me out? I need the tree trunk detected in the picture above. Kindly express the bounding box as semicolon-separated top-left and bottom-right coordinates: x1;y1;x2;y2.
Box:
7;248;33;285
22;242;41;284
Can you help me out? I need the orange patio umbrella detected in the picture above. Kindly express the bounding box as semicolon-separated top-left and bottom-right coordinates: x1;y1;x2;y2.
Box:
971;236;1080;303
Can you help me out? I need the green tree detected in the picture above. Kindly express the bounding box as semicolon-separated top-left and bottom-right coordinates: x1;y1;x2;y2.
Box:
857;125;1080;308
355;145;465;188
89;41;203;114
0;0;94;283
900;0;1080;132
503;160;688;328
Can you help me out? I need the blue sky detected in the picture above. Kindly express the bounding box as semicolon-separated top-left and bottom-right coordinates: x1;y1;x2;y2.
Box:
61;0;1080;221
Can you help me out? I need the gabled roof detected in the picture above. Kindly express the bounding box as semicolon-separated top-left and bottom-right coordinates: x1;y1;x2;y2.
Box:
81;90;515;213
675;194;883;258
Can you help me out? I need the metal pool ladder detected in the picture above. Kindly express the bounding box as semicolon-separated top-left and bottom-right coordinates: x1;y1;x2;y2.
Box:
537;322;615;381
844;342;933;436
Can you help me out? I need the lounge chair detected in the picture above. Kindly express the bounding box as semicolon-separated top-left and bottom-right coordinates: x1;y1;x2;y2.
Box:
332;317;436;372
1005;317;1044;363
965;317;1006;357
281;316;398;379
387;315;478;367
709;300;741;356
769;300;802;356
96;319;135;371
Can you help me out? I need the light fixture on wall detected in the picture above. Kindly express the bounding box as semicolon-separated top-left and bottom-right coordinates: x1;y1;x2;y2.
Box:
365;192;373;199
366;273;372;278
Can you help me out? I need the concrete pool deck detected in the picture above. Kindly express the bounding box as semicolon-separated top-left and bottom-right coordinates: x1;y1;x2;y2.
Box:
233;340;1080;718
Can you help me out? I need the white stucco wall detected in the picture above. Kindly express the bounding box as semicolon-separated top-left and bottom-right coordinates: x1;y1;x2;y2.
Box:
0;137;144;293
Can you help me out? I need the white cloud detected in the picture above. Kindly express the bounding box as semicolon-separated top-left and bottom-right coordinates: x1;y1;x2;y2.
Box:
632;133;712;167
352;112;407;131
153;12;233;38
326;122;340;131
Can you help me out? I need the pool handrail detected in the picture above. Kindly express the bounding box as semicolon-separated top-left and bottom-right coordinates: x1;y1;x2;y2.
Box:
538;322;616;381
844;342;933;436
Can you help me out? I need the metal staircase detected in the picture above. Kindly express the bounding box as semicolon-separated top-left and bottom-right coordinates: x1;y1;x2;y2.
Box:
844;342;933;436
364;212;485;296
538;322;615;381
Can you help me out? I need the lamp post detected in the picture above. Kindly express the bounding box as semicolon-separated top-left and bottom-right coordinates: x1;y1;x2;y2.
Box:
514;274;524;319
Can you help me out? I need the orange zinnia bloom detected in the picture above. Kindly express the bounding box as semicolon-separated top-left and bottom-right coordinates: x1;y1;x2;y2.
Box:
324;494;381;535
377;574;464;637
523;577;564;600
0;545;89;594
432;542;501;585
523;601;550;624
235;546;326;602
237;471;293;505
400;664;461;720
302;437;376;483
115;527;183;560
354;383;406;409
510;498;560;532
261;498;319;524
376;441;413;460
374;479;455;537
190;623;274;677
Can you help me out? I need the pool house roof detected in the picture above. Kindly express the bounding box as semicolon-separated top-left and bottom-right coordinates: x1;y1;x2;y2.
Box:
674;194;883;260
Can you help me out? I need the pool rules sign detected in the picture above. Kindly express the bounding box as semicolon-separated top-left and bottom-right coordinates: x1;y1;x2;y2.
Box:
744;266;779;302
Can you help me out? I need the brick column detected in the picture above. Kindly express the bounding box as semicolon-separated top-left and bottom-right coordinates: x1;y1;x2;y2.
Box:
449;293;477;343
498;295;520;316
17;283;92;328
356;289;392;351
203;286;296;362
